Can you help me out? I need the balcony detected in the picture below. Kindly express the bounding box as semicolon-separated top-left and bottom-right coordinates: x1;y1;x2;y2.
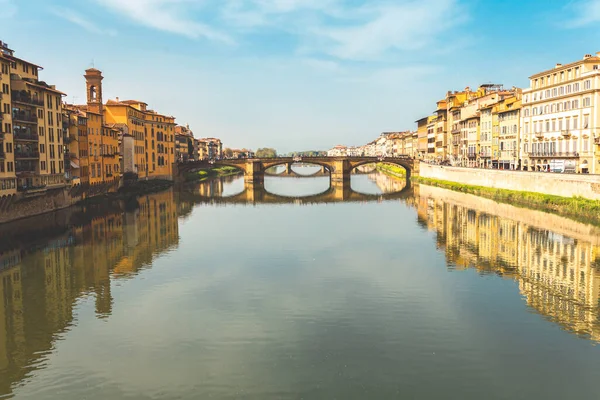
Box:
467;152;478;158
15;150;40;159
13;130;39;141
102;152;118;158
11;92;44;107
12;111;38;124
0;151;5;160
528;151;580;158
17;184;47;193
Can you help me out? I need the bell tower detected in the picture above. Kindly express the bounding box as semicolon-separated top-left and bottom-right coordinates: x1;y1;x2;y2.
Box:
84;68;103;114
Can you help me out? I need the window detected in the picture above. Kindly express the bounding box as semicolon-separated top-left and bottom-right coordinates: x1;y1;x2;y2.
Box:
574;82;580;91
572;99;578;109
40;144;45;153
584;115;589;129
41;161;46;171
583;97;591;107
559;119;563;131
573;116;578;129
584;80;591;90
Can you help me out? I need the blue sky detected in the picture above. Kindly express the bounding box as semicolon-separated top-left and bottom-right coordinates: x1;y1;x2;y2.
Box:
1;0;600;152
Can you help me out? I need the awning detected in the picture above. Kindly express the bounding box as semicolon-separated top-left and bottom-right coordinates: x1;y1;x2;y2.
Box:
581;160;589;166
70;161;80;169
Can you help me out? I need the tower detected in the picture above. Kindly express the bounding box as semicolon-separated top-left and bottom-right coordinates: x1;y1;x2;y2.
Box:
84;68;103;114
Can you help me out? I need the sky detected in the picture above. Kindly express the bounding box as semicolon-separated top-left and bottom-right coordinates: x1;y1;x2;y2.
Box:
1;0;600;153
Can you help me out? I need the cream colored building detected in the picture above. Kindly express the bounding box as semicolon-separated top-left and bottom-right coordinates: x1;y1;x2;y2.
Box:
521;53;600;173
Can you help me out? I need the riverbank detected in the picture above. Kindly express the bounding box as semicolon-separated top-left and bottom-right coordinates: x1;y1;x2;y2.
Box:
77;179;174;206
376;163;600;226
185;166;241;182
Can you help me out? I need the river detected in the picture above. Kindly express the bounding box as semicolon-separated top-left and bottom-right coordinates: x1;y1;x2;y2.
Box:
1;168;600;399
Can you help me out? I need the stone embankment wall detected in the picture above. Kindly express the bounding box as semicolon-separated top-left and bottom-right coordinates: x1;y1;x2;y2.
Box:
0;188;79;224
0;180;120;224
419;163;600;200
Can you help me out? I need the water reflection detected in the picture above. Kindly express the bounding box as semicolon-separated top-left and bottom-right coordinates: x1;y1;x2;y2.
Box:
413;184;600;342
184;174;411;205
0;190;179;398
0;175;600;398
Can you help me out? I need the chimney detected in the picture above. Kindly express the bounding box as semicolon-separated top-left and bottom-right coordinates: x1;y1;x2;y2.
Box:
555;63;562;68
596;51;600;57
116;96;119;102
584;54;592;59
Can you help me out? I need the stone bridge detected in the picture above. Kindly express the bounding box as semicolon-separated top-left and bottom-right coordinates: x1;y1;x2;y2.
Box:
176;156;417;183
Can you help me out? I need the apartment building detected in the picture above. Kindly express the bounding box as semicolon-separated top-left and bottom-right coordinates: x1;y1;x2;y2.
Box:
175;125;193;162
0;40;65;196
521;53;600;173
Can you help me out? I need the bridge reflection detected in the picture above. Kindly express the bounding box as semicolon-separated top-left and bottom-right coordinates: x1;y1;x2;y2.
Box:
182;176;413;205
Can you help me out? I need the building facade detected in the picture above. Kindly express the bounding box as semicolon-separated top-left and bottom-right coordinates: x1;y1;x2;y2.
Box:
521;53;600;173
1;40;65;196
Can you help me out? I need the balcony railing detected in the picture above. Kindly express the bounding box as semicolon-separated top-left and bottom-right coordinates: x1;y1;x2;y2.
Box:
11;92;44;107
528;151;580;158
17;184;47;192
15;150;40;159
13;130;39;141
12;112;38;124
467;152;478;158
102;153;117;158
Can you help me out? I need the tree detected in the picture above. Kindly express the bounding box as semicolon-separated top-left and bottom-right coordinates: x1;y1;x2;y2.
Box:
223;148;234;158
256;148;277;158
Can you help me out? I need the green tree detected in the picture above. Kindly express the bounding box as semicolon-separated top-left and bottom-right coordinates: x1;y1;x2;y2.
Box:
256;148;277;158
223;148;234;158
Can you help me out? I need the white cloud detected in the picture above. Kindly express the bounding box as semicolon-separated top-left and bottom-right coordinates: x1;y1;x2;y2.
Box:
315;0;465;60
96;0;234;43
566;0;600;27
0;0;17;18
50;7;117;36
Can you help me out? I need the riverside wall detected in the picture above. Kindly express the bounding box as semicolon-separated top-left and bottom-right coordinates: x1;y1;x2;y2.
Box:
419;162;600;200
0;180;120;224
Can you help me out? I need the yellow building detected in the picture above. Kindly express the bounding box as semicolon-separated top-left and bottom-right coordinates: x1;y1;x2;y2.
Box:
434;100;448;160
496;95;521;170
415;116;429;159
0;40;65;195
105;99;175;179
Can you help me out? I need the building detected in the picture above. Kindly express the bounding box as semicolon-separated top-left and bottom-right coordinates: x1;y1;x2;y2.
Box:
175;125;194;162
521;53;600;173
327;145;347;157
105;98;175;179
346;146;362;157
496;94;521;170
415;117;429;159
1;40;66;196
434;100;448;160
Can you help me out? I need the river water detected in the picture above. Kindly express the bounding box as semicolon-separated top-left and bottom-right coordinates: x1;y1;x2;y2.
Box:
1;168;600;399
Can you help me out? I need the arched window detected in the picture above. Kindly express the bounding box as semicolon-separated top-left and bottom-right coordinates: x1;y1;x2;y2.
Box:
89;85;97;101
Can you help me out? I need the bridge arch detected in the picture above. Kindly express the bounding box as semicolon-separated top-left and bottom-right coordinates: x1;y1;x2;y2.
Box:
348;159;412;180
262;159;333;172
